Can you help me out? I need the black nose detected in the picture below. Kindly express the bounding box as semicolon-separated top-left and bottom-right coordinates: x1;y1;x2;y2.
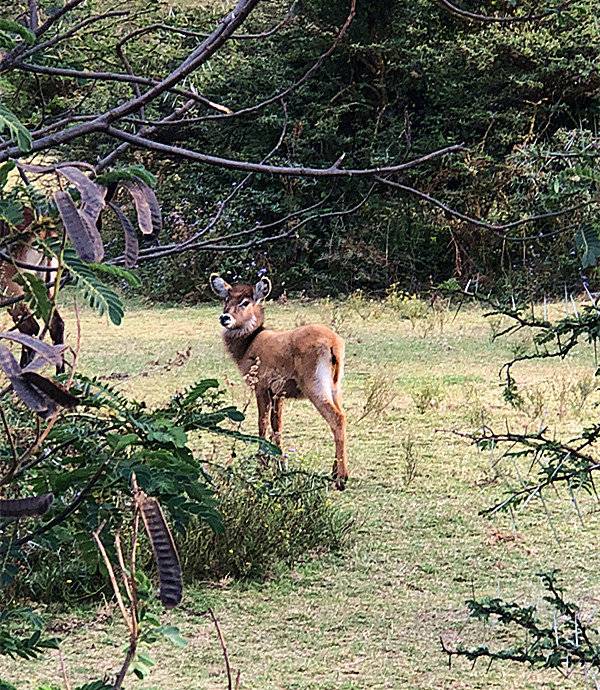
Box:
219;314;229;326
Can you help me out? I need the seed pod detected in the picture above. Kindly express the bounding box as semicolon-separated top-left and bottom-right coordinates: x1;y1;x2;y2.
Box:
21;371;79;408
0;493;54;517
123;179;162;236
109;202;139;268
137;493;182;609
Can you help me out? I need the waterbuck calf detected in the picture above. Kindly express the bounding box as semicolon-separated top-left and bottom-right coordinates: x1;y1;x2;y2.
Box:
210;274;348;490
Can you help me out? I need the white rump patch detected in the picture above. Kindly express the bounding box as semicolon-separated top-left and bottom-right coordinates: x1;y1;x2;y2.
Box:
314;356;334;403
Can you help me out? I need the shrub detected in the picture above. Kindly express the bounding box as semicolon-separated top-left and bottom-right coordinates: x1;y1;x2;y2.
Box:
400;435;420;488
411;381;445;414
2;378;257;603
356;368;397;422
180;457;353;581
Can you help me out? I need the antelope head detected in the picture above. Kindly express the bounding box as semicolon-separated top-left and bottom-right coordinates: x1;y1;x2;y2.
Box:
209;274;271;336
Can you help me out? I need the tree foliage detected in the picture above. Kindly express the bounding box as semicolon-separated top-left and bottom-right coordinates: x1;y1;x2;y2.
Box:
1;0;597;297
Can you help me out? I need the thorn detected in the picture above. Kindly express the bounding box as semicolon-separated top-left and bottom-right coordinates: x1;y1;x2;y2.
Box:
329;153;345;170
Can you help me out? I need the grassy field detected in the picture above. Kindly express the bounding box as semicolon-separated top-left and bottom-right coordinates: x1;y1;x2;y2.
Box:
5;295;600;689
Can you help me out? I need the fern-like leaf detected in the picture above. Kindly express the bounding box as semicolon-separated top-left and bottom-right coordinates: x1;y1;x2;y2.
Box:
576;224;600;269
89;262;141;288
95;164;156;188
0;161;15;190
0;19;35;45
63;250;124;325
70;373;133;415
13;272;52;323
0;102;32;152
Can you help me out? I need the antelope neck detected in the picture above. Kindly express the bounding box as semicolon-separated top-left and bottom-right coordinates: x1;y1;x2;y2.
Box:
223;324;265;361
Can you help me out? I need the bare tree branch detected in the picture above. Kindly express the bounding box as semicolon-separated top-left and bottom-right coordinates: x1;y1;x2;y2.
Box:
34;0;87;38
95;98;198;172
102;129;464;177
0;0;263;162
27;0;39;31
115;184;375;263
123;0;355;127
0;250;58;273
375;176;591;235
19;10;130;61
114;2;297;49
12;63;232;114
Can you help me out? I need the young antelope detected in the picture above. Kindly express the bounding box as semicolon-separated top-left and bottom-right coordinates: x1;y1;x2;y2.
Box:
210;274;348;489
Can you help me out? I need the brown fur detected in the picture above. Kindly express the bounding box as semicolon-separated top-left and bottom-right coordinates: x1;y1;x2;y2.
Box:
210;274;348;490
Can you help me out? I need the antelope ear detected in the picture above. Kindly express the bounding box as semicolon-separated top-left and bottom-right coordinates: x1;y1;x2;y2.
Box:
209;273;232;299
253;276;272;302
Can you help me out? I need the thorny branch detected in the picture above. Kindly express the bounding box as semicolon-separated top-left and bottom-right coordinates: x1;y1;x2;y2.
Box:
445;290;600;522
443;572;600;679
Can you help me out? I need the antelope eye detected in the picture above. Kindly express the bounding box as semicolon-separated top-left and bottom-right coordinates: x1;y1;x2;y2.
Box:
239;299;250;308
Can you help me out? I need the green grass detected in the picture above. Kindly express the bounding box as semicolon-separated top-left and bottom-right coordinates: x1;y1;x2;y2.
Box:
4;297;600;689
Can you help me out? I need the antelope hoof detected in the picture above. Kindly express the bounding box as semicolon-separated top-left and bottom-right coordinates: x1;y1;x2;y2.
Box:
332;462;348;491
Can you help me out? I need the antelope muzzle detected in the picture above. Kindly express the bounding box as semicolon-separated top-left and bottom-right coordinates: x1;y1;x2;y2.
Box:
219;313;235;328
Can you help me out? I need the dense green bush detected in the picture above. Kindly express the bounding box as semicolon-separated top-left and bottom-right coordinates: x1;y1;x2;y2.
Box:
180;457;352;581
129;0;598;299
4;1;596;299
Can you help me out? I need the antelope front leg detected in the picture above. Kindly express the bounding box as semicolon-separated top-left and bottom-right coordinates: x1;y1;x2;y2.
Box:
270;395;284;449
256;388;271;455
256;389;273;466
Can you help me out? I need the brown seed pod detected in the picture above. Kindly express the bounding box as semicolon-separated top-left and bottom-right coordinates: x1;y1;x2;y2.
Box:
137;493;182;609
21;371;79;408
0;493;54;517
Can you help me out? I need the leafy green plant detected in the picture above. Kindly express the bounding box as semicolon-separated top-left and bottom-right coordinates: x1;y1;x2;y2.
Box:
0;609;58;661
95;164;157;189
0;103;32;152
0;19;35;48
13;273;53;324
411;381;445;414
576;224;600;269
180;456;353;581
61;249;129;325
1;375;270;601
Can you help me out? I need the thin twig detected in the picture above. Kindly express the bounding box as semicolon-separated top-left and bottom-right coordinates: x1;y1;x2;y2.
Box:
437;0;577;24
208;608;233;690
92;521;133;633
59;649;73;690
114;530;134;602
0;405;18;466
